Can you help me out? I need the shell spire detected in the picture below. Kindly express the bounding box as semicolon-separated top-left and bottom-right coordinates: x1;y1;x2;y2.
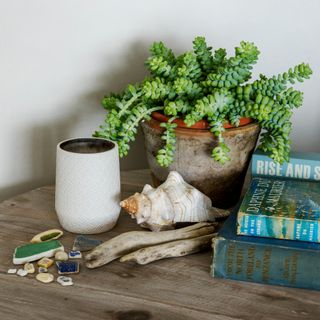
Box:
120;195;138;215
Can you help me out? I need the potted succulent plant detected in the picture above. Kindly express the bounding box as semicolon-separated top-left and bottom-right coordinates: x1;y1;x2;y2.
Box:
95;37;312;208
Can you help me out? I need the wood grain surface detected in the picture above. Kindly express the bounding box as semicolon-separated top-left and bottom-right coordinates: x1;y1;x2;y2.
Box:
0;169;320;320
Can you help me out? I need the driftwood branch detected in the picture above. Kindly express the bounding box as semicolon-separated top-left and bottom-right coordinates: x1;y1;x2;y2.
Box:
85;222;216;268
120;233;217;265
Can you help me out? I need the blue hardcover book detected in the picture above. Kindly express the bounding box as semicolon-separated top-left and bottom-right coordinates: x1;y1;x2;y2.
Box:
252;149;320;181
237;177;320;242
212;207;320;290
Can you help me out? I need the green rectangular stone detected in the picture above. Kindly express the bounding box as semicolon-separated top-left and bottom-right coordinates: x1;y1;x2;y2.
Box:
15;240;63;258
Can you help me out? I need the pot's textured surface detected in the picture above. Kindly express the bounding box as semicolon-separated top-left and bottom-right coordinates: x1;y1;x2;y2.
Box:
141;119;261;208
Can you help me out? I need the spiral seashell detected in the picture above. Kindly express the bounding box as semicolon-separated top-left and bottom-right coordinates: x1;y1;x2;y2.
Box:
120;171;229;231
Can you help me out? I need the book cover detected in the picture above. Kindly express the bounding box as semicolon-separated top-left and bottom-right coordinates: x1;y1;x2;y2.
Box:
237;177;320;242
252;149;320;181
212;208;320;290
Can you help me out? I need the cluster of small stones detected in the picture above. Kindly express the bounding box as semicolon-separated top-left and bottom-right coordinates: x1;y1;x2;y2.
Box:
7;230;93;287
8;249;80;286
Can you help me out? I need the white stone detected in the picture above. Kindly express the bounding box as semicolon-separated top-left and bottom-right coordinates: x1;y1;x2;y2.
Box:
17;269;28;277
57;276;73;286
36;273;54;283
24;263;35;274
55;251;68;261
7;268;17;274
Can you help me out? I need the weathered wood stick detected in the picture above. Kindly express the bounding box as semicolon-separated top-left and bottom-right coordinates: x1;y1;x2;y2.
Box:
85;222;216;268
120;233;217;265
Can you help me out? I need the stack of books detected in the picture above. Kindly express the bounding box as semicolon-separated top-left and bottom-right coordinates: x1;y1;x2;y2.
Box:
211;150;320;290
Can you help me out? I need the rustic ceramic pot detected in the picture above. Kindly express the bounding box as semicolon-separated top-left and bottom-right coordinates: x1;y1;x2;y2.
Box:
55;138;121;234
141;114;261;208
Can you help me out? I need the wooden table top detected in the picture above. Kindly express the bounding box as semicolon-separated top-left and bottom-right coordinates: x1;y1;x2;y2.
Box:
1;169;320;320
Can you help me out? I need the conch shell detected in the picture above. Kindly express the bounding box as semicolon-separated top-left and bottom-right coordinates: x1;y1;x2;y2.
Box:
120;171;230;231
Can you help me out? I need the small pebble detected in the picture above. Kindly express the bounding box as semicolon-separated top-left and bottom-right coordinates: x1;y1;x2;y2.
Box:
17;269;28;277
55;251;68;261
36;273;54;283
68;251;82;259
57;276;73;286
24;263;35;274
7;268;17;274
38;267;48;273
37;257;54;268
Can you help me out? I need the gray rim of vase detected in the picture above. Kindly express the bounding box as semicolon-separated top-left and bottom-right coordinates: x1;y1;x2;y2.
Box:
58;138;115;154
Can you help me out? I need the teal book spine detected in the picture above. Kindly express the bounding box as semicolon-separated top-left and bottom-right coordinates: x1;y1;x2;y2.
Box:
237;177;320;242
212;210;320;290
237;212;320;242
252;149;320;181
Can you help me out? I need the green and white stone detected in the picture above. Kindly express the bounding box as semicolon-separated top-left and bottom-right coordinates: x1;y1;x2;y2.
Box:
13;240;64;265
31;229;63;243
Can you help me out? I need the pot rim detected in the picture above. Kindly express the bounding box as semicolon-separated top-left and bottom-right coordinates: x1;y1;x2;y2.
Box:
151;111;253;130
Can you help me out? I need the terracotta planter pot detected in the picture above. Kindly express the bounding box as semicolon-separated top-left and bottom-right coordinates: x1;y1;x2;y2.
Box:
141;113;261;208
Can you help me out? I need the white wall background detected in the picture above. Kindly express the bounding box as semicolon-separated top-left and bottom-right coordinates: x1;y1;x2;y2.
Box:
1;0;319;201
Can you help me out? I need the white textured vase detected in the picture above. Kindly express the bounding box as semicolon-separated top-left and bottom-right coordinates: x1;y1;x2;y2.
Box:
55;138;121;234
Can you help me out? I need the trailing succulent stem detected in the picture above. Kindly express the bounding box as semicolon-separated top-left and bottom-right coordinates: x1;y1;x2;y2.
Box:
95;37;312;166
156;117;178;167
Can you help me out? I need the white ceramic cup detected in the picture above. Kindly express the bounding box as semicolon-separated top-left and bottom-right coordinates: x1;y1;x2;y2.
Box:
55;138;121;234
